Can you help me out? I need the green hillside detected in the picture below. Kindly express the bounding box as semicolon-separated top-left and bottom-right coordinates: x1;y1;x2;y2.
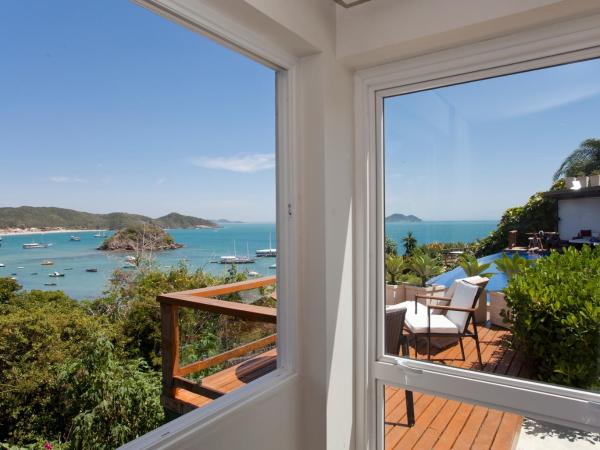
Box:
0;206;218;230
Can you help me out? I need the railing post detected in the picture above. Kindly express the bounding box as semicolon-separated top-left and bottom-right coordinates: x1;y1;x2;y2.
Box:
161;303;180;396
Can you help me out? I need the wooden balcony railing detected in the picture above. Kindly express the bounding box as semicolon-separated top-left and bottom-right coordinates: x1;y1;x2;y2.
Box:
157;276;277;413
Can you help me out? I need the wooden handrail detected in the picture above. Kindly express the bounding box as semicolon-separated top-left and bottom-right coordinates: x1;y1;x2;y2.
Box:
177;334;276;377
159;276;278;402
176;276;276;297
157;293;277;323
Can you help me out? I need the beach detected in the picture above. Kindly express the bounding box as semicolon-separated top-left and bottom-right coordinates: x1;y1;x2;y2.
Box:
0;228;106;237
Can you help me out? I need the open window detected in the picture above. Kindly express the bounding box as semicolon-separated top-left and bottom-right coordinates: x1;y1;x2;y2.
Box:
357;33;600;450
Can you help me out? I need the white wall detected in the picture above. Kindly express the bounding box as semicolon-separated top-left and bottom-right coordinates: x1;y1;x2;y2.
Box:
558;198;600;239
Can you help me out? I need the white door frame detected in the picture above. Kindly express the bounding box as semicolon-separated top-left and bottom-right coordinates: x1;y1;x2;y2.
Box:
354;13;600;450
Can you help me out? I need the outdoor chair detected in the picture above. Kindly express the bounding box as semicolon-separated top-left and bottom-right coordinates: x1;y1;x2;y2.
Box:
403;278;489;368
385;307;415;427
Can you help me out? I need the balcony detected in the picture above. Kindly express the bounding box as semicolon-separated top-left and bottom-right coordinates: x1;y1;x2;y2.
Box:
158;277;524;449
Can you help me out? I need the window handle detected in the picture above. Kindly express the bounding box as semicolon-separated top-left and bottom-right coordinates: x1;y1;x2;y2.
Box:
397;359;423;375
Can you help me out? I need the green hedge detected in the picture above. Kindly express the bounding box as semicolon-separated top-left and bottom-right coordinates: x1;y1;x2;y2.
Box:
504;246;600;388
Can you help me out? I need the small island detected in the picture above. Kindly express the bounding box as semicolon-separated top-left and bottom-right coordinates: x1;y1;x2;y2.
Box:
385;213;423;223
98;224;183;251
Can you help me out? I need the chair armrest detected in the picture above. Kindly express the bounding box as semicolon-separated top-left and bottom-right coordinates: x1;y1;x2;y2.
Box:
415;294;452;302
428;304;475;313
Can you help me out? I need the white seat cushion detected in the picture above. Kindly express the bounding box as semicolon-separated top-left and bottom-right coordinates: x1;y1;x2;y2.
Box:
446;280;479;331
404;313;459;334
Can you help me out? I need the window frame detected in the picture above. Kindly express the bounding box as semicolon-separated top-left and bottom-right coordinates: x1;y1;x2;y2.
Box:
354;14;600;450
121;1;301;448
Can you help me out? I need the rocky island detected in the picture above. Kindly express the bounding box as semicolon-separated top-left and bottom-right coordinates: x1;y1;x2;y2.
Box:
385;213;423;223
97;224;183;251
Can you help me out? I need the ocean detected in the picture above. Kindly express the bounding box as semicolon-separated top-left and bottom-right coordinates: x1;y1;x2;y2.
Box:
0;221;497;299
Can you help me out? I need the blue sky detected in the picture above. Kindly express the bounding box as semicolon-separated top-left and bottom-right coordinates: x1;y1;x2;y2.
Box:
0;0;276;222
385;58;600;220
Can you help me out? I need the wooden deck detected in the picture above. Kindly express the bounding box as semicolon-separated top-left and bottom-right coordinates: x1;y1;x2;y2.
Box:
165;324;525;449
385;325;528;450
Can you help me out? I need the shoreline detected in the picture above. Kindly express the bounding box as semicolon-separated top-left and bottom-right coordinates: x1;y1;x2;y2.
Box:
0;228;106;237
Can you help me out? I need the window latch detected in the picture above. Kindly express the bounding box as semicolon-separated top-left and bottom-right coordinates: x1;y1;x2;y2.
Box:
396;359;423;375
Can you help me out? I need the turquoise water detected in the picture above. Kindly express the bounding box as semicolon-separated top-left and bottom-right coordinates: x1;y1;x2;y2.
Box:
0;224;277;299
0;221;498;299
386;220;497;254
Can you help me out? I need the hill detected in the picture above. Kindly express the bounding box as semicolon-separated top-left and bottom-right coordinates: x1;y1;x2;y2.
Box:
385;213;422;223
97;224;183;251
0;206;218;230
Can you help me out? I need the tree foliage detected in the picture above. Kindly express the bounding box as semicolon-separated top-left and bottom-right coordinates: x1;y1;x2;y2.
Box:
553;138;600;181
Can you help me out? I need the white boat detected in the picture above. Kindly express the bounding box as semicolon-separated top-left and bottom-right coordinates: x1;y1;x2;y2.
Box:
49;271;65;277
248;271;260;277
219;241;255;264
17;266;24;269
41;260;54;266
269;263;277;269
94;231;107;238
70;236;81;241
256;233;276;257
125;255;137;262
23;242;52;249
0;263;5;267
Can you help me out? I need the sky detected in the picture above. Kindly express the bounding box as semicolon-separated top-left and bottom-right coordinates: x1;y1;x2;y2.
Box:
0;0;276;222
385;57;600;221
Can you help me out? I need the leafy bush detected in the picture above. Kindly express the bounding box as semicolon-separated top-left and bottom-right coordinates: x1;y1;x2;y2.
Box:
408;251;443;287
504;247;600;388
494;253;532;280
475;187;560;256
385;255;405;285
458;255;493;278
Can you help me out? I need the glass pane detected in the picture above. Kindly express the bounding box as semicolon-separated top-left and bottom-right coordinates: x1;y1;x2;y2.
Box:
383;57;600;394
383;384;600;449
0;1;277;448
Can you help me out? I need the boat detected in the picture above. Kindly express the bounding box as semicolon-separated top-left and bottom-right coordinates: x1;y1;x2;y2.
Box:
256;233;277;257
64;268;73;271
48;271;65;277
269;263;277;269
70;235;81;241
94;231;107;238
30;272;38;275
17;266;24;269
122;262;136;269
0;263;5;267
44;282;57;286
23;242;52;249
125;255;137;263
86;268;98;273
41;260;54;266
219;242;255;264
248;271;259;277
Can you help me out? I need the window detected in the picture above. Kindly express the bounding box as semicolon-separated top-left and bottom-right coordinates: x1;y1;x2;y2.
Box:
0;1;296;448
356;22;600;450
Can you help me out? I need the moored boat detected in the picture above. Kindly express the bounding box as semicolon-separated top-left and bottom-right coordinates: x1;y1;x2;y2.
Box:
41;260;54;266
70;235;81;241
23;242;52;249
49;271;65;277
86;268;98;273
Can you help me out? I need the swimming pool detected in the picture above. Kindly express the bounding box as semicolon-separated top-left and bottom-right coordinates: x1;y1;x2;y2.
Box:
428;251;544;292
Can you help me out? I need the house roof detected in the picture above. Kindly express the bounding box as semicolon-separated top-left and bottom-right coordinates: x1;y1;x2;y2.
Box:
543;186;600;200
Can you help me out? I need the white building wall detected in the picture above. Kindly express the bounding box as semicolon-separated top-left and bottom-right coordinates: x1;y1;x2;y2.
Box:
558;198;600;239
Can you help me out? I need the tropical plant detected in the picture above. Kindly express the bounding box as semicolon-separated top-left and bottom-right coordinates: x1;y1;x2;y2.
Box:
384;236;398;257
494;253;532;281
0;277;21;304
458;255;494;279
553;138;600;181
504;246;600;388
408;251;443;287
402;231;417;256
475;187;559;256
385;255;405;285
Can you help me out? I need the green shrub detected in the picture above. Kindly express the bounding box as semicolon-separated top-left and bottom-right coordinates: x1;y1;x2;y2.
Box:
385;255;406;285
504;246;600;388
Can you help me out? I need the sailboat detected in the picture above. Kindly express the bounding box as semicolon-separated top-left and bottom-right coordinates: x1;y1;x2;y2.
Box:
220;241;255;264
256;233;276;257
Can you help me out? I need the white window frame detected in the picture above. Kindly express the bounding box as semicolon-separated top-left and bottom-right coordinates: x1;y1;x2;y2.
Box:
121;1;300;448
354;14;600;450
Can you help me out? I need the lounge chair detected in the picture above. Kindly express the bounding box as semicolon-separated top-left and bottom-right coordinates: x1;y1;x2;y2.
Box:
385;307;415;427
391;278;489;368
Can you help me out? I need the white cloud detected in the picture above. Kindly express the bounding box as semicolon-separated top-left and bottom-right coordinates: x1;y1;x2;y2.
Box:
191;153;275;173
49;176;86;183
